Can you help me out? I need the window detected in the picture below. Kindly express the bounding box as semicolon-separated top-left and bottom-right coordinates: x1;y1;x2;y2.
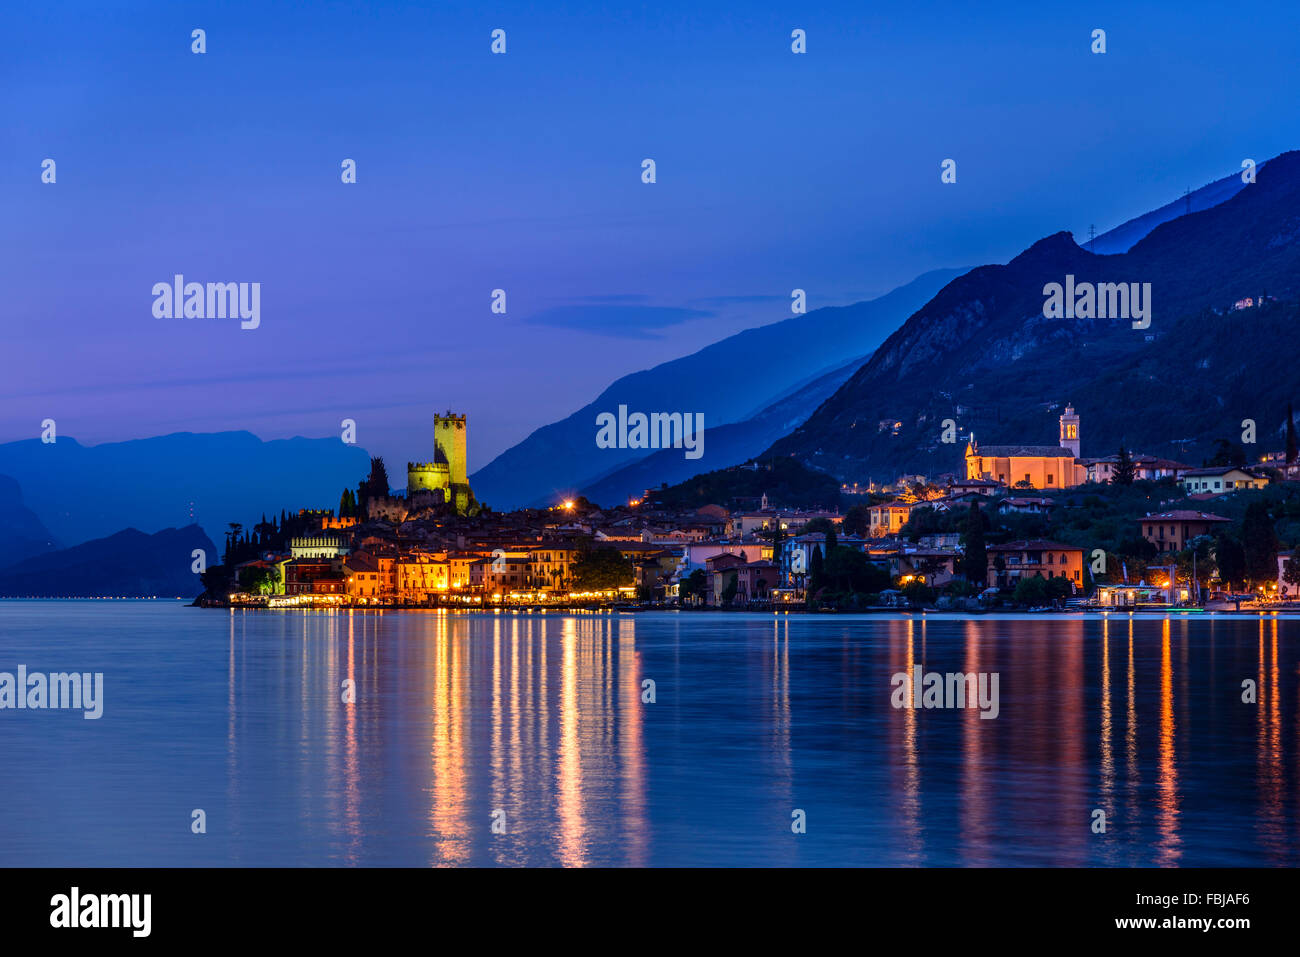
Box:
1047;475;1054;485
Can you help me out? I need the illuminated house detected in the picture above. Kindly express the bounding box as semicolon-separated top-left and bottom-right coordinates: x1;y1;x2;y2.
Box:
986;540;1085;591
1137;510;1230;554
1180;466;1270;494
868;500;918;537
529;543;582;593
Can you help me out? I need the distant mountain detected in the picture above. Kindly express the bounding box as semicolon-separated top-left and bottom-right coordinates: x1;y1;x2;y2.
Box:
577;353;864;507
0;474;59;563
765;151;1300;482
0;524;215;598
0;432;371;549
470;268;966;508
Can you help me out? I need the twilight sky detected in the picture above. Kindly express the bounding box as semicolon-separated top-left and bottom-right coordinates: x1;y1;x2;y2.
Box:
4;0;1298;472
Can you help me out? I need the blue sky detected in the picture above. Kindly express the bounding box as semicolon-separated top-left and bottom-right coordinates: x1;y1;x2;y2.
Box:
4;0;1298;471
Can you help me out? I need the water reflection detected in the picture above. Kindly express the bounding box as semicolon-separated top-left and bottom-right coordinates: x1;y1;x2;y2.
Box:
206;611;1300;866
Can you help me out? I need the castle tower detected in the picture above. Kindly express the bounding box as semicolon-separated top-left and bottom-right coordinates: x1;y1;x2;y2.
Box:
1059;405;1080;458
435;411;467;487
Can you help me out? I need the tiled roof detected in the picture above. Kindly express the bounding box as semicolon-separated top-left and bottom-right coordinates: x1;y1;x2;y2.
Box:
973;445;1074;457
987;540;1082;551
1138;510;1229;522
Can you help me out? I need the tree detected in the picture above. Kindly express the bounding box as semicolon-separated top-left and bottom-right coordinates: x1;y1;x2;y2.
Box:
901;504;941;542
1215;533;1246;591
962;502;986;584
721;573;739;605
901;578;937;605
842;504;870;537
769;524;786;570
1206;439;1247;468
1287;402;1298;465
224;522;243;565
678;568;707;605
1282;557;1300;594
807;542;825;596
1013;575;1049;606
239;565;279;595
1046;575;1073;602
1242;502;1279;589
1113;447;1136;485
360;457;390;504
802;517;834;536
825;546;889;594
570;545;635;591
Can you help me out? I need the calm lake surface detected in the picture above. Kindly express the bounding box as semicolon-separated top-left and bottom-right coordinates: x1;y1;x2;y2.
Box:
1;603;1297;867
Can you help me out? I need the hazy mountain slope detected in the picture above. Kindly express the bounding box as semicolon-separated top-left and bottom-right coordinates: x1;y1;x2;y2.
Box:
469;268;965;508
0;433;371;549
0;524;216;598
0;474;59;563
576;352;866;506
765;151;1300;483
1088;164;1260;254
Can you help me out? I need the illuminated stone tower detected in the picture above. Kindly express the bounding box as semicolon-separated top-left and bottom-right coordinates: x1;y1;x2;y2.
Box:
1059;404;1081;458
435;411;467;487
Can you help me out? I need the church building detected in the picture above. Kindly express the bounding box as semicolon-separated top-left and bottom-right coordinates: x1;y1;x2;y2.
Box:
964;405;1087;489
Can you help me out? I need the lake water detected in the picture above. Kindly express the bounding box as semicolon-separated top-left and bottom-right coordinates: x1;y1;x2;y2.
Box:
1;602;1296;866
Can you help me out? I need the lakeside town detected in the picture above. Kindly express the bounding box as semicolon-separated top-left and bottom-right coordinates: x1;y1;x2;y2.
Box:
200;405;1300;613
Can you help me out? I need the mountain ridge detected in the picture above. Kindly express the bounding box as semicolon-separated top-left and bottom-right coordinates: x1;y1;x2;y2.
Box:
470;268;966;508
765;151;1300;482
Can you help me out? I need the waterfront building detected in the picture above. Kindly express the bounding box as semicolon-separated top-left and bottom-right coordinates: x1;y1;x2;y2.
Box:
1136;510;1230;554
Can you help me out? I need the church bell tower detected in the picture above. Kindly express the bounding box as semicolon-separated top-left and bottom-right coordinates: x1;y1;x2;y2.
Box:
1059;405;1080;458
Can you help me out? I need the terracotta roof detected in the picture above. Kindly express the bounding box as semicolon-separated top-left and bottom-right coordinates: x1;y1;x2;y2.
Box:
973;445;1074;457
987;540;1083;552
1138;510;1229;522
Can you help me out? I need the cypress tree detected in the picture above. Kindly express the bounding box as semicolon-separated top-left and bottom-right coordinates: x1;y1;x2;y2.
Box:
1113;446;1136;485
1242;502;1279;588
1286;402;1297;465
808;542;825;596
963;501;987;584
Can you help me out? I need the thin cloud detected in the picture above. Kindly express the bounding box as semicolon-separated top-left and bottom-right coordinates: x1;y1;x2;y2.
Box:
523;303;715;339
